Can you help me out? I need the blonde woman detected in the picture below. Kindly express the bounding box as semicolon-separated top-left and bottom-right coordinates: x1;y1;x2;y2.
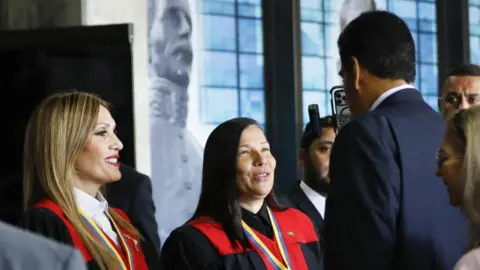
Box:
437;107;480;269
21;92;148;270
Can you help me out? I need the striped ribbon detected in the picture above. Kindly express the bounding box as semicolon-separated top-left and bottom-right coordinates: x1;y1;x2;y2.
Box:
78;209;134;270
242;207;291;270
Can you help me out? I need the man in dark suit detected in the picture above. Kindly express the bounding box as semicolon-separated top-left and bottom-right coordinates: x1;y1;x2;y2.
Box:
324;11;468;270
106;164;161;269
288;117;336;235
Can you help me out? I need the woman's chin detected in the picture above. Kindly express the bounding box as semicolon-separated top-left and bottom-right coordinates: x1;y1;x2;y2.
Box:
252;185;273;199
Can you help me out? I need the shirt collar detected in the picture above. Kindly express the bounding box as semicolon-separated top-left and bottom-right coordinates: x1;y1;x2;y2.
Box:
241;201;271;225
300;180;327;201
370;84;412;111
300;180;327;217
74;188;109;217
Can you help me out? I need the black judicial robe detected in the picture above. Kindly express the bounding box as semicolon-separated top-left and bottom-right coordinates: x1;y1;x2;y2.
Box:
161;204;323;269
21;199;149;270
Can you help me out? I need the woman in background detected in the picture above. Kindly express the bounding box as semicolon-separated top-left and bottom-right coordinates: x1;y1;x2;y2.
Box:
437;107;480;269
21;92;148;270
161;117;322;269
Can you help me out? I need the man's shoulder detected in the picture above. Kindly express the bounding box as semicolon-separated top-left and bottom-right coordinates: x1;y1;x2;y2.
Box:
338;114;386;141
0;222;85;269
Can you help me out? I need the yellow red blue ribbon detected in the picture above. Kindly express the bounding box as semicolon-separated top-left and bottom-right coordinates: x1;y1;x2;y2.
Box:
242;207;291;270
79;209;134;270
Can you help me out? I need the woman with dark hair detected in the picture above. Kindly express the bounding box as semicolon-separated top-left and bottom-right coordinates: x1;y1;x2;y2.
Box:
161;117;322;269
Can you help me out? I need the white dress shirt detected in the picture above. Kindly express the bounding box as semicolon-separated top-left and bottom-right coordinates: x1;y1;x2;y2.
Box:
370;84;413;111
300;181;327;218
74;188;119;245
454;248;480;270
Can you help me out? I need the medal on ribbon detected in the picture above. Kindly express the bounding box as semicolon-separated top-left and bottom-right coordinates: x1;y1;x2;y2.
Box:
242;207;292;270
79;209;134;270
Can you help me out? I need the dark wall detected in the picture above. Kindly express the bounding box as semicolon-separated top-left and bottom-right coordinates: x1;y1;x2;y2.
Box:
0;24;134;225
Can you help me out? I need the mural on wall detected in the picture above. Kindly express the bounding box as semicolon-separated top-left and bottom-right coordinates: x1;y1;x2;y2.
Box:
148;0;203;244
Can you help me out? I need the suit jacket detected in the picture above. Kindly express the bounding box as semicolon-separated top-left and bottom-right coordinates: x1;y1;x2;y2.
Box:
106;164;161;269
0;221;86;270
288;181;324;235
324;89;469;270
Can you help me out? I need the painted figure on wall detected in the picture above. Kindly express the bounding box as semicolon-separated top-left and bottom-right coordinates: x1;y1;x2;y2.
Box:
148;0;203;244
337;0;377;73
340;0;377;30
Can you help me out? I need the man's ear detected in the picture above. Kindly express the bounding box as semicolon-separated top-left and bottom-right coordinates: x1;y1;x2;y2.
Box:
438;97;443;114
352;56;361;91
298;149;306;165
438;80;448;117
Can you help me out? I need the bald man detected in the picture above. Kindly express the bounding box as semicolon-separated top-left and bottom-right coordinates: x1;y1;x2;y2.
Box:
438;64;480;118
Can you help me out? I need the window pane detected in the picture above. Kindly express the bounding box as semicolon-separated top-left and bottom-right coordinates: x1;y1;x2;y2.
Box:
419;3;435;21
326;59;341;90
240;89;265;123
325;11;337;23
238;0;261;4
238;2;262;18
202;1;235;15
424;95;439;111
301;6;324;23
419;33;437;64
239;19;263;53
325;25;339;57
301;0;321;9
414;64;421;90
420;64;438;96
302;90;329;124
403;18;418;32
203;52;237;87
239;54;264;88
419;20;435;33
301;22;324;56
202;15;236;50
201;87;238;124
325;0;342;12
392;0;417;19
470;7;480;36
471;36;480;64
302;56;326;90
412;33;420;58
471;6;480;27
418;2;436;32
471;4;480;63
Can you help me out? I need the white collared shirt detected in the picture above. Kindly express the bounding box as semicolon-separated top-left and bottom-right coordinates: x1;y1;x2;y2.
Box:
300;181;327;218
370;84;413;111
74;188;119;245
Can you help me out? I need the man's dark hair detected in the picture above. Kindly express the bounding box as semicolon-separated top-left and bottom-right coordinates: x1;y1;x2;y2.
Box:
301;116;335;150
193;117;284;249
338;10;415;83
447;64;480;78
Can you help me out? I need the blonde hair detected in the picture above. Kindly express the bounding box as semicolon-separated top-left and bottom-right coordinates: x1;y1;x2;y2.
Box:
446;106;480;248
23;91;138;270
